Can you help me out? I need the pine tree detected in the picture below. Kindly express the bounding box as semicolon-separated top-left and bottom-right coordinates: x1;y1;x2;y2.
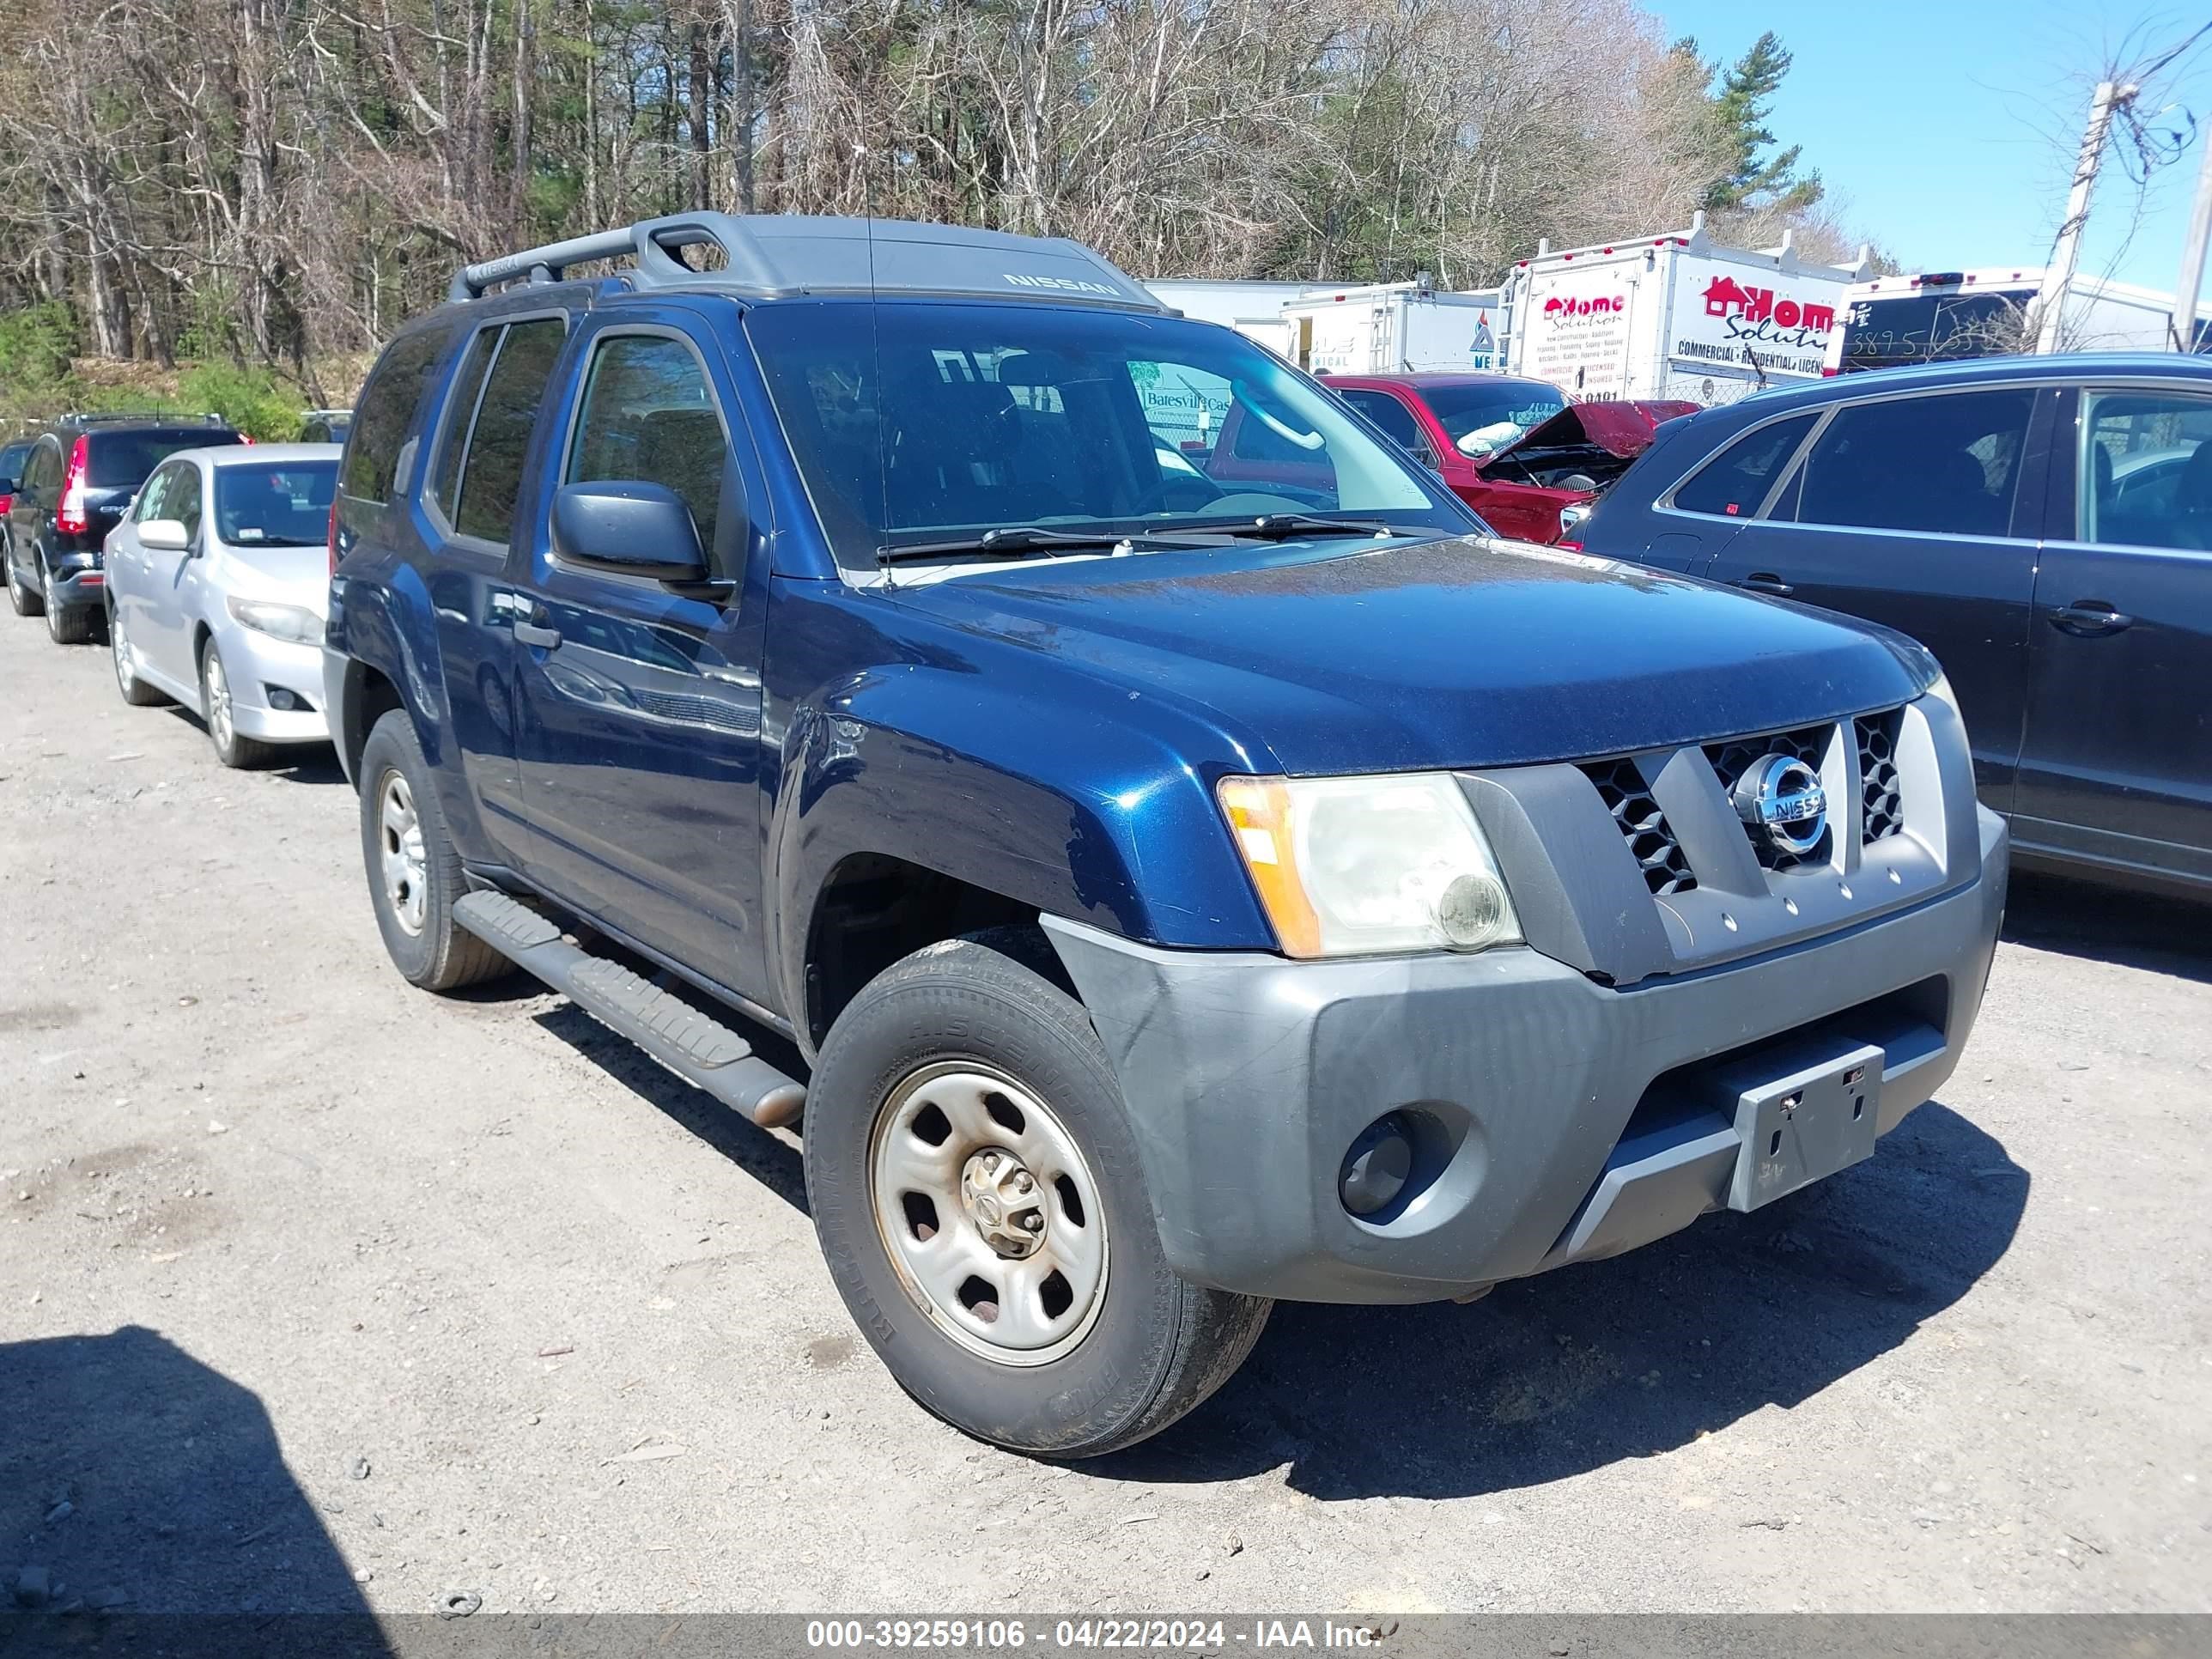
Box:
1701;32;1821;213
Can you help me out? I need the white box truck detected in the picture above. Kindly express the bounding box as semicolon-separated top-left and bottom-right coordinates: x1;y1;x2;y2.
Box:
1823;267;2212;372
1280;280;1505;375
1140;279;1326;356
1503;214;1863;405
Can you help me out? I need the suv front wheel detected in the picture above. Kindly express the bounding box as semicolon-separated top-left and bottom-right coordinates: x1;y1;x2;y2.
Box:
805;934;1272;1457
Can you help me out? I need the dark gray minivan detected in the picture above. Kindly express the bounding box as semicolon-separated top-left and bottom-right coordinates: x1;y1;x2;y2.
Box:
1580;354;2212;897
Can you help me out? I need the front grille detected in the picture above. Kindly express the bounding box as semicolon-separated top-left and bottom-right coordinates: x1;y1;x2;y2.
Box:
1856;710;1904;841
1582;758;1697;896
1705;723;1832;872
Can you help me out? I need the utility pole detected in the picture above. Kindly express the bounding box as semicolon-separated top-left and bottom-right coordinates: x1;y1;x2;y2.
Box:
2033;79;2137;355
2171;128;2212;351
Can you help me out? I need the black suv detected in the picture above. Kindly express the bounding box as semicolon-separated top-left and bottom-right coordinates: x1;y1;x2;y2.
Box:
1580;354;2212;898
4;412;242;643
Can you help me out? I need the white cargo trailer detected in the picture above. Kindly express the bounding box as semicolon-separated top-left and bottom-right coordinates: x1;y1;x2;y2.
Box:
1824;268;2212;372
1140;279;1325;356
1279;281;1505;375
1503;214;1863;405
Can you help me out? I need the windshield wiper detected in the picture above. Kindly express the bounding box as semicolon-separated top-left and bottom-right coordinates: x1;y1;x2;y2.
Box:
877;525;1224;566
1150;512;1409;542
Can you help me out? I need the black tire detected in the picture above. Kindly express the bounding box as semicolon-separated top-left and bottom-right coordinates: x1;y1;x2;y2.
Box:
198;637;279;768
356;708;511;992
107;599;169;707
44;564;96;644
6;546;43;617
805;934;1272;1458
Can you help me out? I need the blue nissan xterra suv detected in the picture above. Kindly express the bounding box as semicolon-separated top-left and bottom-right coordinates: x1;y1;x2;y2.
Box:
325;213;2008;1457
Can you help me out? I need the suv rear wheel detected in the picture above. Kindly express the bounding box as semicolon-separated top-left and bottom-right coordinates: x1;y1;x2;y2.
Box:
43;562;98;645
357;708;511;992
805;934;1272;1457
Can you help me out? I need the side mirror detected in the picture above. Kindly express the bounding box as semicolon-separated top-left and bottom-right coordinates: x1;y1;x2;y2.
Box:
139;519;191;552
550;482;710;586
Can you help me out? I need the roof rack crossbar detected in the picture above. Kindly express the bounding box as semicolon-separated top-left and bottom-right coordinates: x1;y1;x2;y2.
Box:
449;216;783;301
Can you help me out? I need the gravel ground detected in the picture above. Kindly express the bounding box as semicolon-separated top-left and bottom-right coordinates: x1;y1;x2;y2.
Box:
2;611;2208;1620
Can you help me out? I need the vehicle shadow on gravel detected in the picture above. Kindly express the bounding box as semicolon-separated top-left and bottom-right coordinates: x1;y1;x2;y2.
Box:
0;1324;386;1636
1101;1099;2027;1500
2002;870;2212;985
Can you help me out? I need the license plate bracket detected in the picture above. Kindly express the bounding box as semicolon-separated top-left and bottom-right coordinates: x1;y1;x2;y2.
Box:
1723;1041;1884;1212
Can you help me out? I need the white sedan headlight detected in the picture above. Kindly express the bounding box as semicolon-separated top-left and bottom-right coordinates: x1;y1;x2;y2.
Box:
226;597;322;644
1218;772;1521;958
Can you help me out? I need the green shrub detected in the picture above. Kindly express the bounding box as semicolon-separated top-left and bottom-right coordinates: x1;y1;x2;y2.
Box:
176;362;297;441
0;303;78;387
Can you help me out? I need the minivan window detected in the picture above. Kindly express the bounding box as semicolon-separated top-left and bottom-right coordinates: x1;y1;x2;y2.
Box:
1672;414;1817;518
455;318;567;543
567;333;728;553
343;327;452;503
1789;390;2034;538
87;431;236;488
2081;389;2212;551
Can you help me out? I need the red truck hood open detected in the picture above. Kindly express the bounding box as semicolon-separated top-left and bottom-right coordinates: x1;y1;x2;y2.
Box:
1488;398;1699;462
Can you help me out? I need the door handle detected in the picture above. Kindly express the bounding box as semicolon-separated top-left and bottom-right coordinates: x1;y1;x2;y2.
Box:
1739;573;1795;597
513;617;562;650
2049;601;2132;637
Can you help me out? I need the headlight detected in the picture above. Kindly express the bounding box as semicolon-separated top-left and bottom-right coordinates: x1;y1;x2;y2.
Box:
226;597;322;644
1218;772;1521;958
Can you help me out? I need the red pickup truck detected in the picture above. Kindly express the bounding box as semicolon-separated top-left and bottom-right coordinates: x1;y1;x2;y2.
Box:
1315;373;1696;544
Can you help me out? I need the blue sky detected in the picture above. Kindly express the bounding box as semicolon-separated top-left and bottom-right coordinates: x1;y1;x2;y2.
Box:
1653;1;2210;293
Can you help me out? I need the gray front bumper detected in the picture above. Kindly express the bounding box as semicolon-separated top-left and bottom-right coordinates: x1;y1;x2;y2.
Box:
1044;806;2008;1305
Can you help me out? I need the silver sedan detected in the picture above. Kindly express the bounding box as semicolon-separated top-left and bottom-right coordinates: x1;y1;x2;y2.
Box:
102;443;341;767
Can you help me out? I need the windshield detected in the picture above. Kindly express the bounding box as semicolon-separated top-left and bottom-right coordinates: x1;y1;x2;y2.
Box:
214;461;338;547
1416;380;1567;449
86;430;242;488
745;301;1472;567
1838;291;2033;371
0;441;30;482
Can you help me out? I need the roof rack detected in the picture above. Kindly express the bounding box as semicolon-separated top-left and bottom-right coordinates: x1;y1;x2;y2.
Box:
450;211;1164;314
60;410;231;426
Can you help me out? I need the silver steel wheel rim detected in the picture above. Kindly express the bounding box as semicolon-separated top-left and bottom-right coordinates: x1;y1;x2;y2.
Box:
869;1061;1109;1367
204;650;234;752
112;611;134;691
376;770;428;937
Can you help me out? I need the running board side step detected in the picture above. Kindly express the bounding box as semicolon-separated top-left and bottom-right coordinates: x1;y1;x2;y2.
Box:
452;890;805;1128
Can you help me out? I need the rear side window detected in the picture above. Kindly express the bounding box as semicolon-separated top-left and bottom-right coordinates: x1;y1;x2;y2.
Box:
343;327;452;503
429;327;499;518
454;318;567;544
1340;390;1423;450
1790;391;2035;538
566;333;728;552
86;431;237;488
1672;414;1817;517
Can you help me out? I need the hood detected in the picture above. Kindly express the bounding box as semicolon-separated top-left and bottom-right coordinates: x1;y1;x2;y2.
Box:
1490;399;1700;462
221;542;332;617
883;535;1934;776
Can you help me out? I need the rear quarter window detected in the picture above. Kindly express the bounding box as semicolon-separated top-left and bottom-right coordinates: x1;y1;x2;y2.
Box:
343;326;455;503
1670;414;1818;518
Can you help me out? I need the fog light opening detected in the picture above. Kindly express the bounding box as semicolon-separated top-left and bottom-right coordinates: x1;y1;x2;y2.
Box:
1339;1113;1415;1218
264;684;306;713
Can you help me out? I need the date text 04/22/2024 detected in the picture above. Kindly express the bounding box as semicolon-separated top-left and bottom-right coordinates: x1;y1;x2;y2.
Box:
805;1620;1397;1650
